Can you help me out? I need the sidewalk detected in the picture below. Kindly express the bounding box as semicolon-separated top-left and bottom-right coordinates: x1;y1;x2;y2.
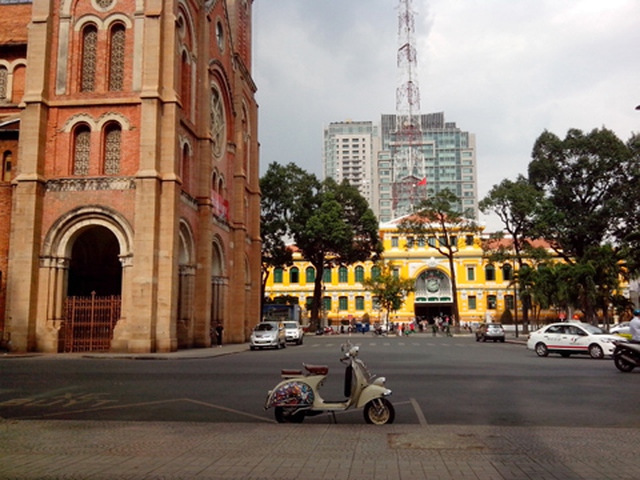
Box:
2;419;639;479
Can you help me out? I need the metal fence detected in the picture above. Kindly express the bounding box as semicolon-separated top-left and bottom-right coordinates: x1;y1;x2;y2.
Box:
61;293;121;352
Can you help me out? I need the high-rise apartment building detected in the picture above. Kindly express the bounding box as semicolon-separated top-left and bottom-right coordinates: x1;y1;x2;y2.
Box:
376;113;478;223
323;114;478;224
322;121;380;206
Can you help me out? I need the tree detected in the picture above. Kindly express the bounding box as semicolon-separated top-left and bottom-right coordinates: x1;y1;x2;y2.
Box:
260;163;321;314
397;189;480;330
291;178;382;328
362;265;414;327
527;128;633;322
479;175;547;333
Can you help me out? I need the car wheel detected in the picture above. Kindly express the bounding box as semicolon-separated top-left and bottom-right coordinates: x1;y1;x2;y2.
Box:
535;342;548;357
475;336;480;342
589;344;604;359
250;345;255;351
482;337;486;342
500;338;505;343
363;398;395;425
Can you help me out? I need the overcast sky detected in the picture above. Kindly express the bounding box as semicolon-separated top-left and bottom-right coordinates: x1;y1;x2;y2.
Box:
252;0;640;229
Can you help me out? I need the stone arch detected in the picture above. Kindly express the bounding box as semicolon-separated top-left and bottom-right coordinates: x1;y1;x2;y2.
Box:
414;268;454;323
43;205;134;261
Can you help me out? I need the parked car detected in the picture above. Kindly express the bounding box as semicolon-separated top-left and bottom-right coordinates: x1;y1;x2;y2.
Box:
475;323;505;342
527;322;622;359
283;321;304;345
610;322;631;339
250;321;286;350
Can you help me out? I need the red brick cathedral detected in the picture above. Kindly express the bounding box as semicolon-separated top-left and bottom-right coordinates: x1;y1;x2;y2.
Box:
0;0;261;353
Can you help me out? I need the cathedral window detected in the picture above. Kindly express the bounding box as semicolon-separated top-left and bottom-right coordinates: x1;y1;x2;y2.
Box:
81;24;98;92
210;86;226;158
103;123;121;175
2;150;12;182
0;66;7;100
180;51;191;117
108;24;126;91
181;144;190;189
73;125;91;175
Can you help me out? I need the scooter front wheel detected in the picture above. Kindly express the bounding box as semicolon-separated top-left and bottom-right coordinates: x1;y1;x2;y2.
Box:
363;398;395;425
274;406;305;423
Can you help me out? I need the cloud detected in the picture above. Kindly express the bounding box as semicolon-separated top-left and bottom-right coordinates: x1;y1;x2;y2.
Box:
253;0;640;228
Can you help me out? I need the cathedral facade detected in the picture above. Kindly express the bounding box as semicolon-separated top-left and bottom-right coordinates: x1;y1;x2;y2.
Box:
0;0;261;353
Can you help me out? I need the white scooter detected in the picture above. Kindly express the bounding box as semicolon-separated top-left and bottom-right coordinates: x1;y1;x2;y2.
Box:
264;341;394;424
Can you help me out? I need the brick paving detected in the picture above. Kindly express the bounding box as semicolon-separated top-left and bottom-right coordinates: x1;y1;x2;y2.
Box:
1;420;639;479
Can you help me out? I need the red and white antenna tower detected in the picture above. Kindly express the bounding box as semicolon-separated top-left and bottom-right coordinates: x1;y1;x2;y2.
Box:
392;0;425;217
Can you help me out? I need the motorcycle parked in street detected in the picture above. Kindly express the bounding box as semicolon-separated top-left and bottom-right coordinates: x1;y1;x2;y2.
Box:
264;341;394;424
613;340;640;372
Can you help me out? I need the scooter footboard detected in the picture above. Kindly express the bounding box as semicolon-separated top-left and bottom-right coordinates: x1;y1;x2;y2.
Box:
265;381;315;410
355;384;392;409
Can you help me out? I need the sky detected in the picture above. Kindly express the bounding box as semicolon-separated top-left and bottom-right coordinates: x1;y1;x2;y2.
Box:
252;0;640;230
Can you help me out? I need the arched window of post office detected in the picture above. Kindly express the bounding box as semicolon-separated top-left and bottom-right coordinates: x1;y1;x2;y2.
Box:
81;24;98;92
108;23;126;91
103;123;121;175
73;124;91;175
289;267;299;284
485;264;496;282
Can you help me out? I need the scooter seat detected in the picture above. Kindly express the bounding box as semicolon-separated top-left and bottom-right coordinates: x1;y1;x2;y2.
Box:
304;363;329;375
281;369;303;378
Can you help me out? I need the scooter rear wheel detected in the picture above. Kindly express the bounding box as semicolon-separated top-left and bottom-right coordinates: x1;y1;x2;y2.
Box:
274;406;305;423
363;398;395;425
614;354;636;372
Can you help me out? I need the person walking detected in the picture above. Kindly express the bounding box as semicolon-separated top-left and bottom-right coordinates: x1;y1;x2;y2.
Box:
215;322;224;347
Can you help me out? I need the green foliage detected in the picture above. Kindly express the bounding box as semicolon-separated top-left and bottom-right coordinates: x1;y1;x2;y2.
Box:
261;165;381;327
362;266;415;325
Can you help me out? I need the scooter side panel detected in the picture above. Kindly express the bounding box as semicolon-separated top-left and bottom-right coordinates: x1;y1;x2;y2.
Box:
355;384;392;409
265;381;315;409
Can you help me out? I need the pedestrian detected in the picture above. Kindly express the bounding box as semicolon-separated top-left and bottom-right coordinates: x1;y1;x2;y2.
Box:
215;322;224;347
431;322;437;337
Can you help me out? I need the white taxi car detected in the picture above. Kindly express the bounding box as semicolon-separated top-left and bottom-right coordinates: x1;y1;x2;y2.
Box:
527;322;623;359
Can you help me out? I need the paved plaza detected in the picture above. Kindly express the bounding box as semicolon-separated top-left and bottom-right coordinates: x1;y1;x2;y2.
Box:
2;419;640;480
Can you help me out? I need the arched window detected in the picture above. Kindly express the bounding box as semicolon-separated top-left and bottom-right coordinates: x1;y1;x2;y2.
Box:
103;123;121;175
338;266;348;283
108;23;126;91
355;296;364;311
323;268;332;283
502;264;513;281
2;150;12;182
485;264;496;282
371;265;381;279
181;144;190;190
273;268;283;283
355;266;364;283
338;296;348;311
73;124;91;175
305;267;315;283
180;51;191;117
289;267;299;284
81;24;98;92
0;66;7;100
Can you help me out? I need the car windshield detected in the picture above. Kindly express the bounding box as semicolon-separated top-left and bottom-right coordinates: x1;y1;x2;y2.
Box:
255;322;276;331
284;322;298;329
580;323;604;335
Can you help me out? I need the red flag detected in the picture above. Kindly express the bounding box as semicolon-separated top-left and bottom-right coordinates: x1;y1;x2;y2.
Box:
417;177;427;186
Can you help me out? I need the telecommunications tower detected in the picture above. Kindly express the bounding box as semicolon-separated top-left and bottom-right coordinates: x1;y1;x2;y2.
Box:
392;0;426;217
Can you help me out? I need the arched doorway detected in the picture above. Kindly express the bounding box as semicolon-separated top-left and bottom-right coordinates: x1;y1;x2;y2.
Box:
62;225;122;352
414;269;453;323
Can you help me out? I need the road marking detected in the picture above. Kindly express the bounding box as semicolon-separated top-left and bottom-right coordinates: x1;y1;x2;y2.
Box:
410;397;428;426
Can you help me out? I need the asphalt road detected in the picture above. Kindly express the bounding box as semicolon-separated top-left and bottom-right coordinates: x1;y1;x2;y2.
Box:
1;334;639;426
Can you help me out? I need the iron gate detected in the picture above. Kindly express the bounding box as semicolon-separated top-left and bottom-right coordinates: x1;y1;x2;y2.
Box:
61;293;121;352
